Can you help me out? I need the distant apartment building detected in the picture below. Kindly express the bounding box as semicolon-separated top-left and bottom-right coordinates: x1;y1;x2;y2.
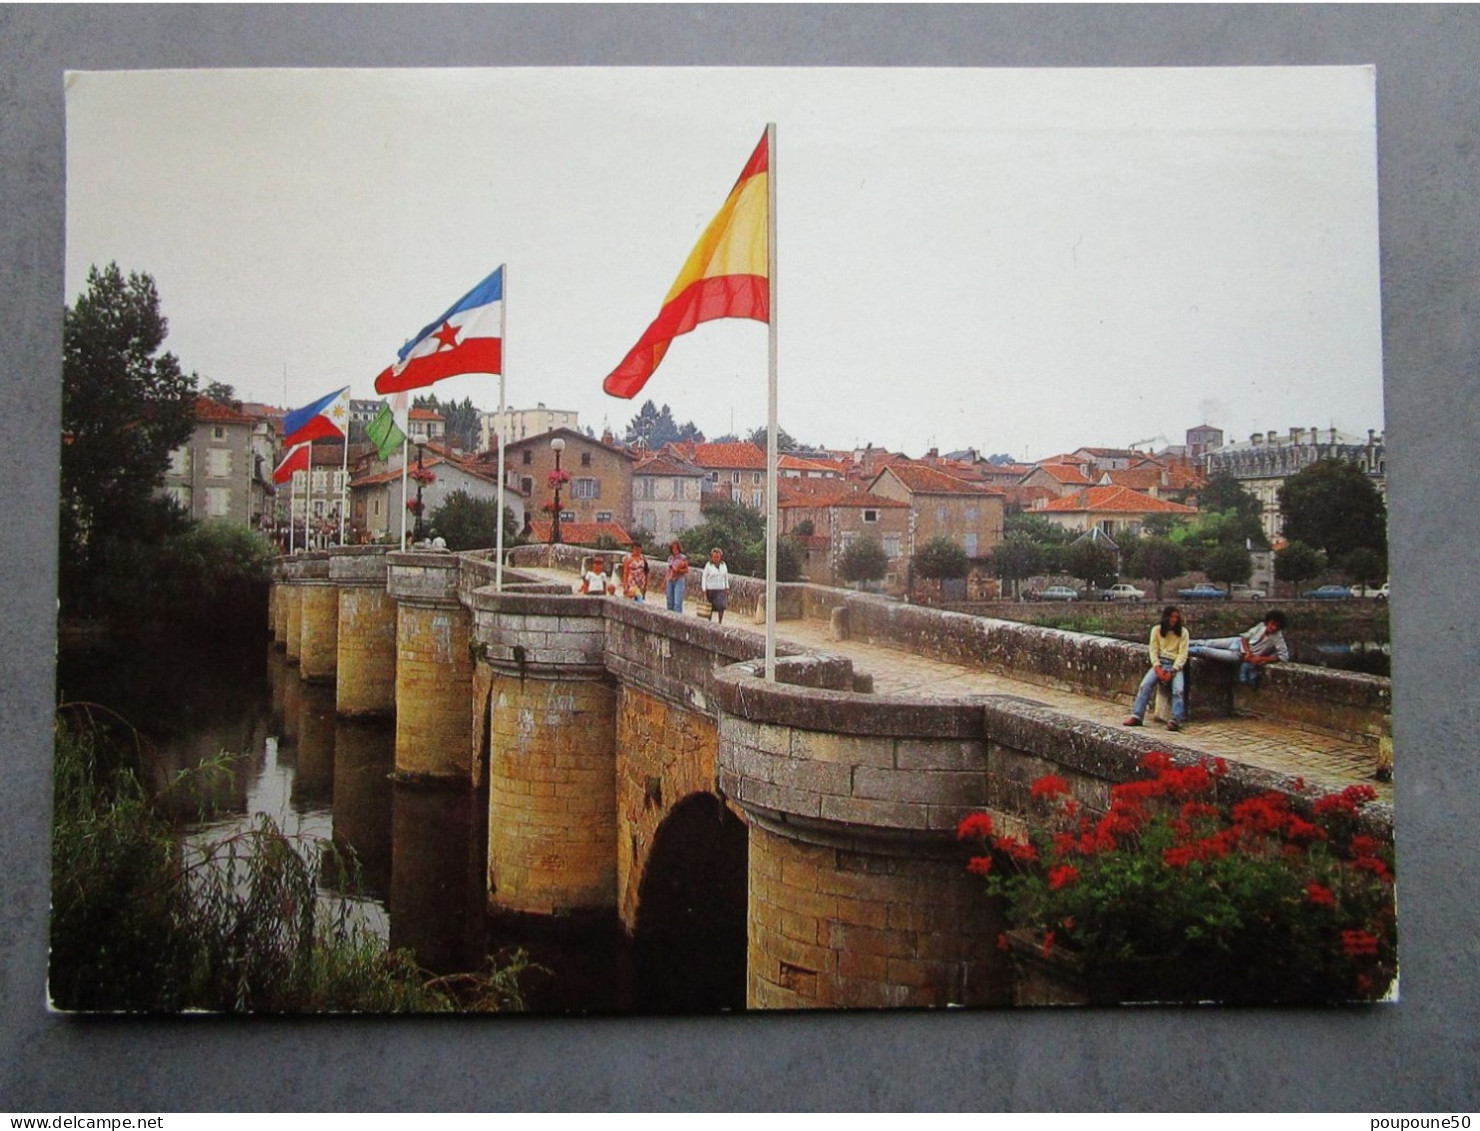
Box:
480;402;579;450
1204;426;1386;542
162;397;272;527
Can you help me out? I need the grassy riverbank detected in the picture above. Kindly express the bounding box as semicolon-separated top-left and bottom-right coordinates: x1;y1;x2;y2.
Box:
50;707;529;1013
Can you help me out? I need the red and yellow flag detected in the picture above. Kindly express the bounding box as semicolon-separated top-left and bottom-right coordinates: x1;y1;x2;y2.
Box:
603;131;770;399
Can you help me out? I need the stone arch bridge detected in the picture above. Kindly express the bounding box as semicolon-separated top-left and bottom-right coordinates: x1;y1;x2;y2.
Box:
271;544;1392;1009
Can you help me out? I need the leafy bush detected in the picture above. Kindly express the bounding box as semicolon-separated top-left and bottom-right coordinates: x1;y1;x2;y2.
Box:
912;535;969;580
51;709;529;1013
838;536;889;585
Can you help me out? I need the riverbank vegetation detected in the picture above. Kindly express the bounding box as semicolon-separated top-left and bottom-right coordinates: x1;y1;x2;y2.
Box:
51;707;529;1013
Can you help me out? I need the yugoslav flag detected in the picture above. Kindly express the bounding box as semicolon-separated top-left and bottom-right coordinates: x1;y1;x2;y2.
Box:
282;386;351;446
272;442;311;485
375;267;504;394
603;131;769;399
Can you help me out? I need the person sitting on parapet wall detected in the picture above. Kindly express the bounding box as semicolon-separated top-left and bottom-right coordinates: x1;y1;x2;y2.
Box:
1123;604;1189;732
1188;610;1290;688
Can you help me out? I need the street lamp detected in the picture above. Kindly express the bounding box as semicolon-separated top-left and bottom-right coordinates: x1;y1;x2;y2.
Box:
549;436;567;545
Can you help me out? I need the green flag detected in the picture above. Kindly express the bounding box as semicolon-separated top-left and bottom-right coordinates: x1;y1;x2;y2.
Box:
366;400;406;460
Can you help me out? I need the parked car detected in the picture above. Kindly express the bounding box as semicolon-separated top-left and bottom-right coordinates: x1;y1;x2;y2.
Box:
1229;584;1267;600
1177;583;1227;599
1099;583;1146;602
1039;585;1080;602
1351;582;1389;600
1302;585;1354;600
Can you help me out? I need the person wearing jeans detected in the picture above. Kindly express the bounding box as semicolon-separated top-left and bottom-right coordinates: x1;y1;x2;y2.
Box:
1124;605;1189;732
665;540;689;613
1189;610;1289;687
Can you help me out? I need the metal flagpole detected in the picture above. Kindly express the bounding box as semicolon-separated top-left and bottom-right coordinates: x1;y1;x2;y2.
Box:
400;431;409;550
304;441;314;550
495;264;508;592
288;469;296;554
764;121;779;682
338;432;349;545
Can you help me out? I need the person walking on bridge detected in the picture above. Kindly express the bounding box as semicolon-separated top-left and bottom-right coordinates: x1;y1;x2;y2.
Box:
1124;605;1190;732
701;546;730;623
665;540;690;613
621;541;649;602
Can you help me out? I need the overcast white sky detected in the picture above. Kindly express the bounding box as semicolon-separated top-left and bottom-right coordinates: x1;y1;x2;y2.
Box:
65;66;1384;459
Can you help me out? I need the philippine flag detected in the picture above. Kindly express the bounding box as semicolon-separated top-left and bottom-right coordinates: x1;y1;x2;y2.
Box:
282;386;351;446
374;266;504;394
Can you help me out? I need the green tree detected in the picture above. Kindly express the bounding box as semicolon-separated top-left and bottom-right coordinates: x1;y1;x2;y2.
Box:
624;400;703;449
61;264;199;617
413;394;482;451
201;380;239;407
1063;539;1118;594
912;535;969;580
1131;536;1187;600
1278;459;1388;561
676;499;797;580
428;490;519;551
747;424;802;451
1275;540;1327;589
838;536;889;587
1204;543;1253;593
1341;546;1387;588
987;533;1042;599
1199;473;1263;525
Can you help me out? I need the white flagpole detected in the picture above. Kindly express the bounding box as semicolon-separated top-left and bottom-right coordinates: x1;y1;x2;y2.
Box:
495;263;508;592
400;431;409;551
764;121;778;682
288;468;296;554
338;431;349;545
304;441;314;550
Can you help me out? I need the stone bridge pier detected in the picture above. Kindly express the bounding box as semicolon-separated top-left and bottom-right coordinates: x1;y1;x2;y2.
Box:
387;551;474;783
471;590;618;918
331;546;397;719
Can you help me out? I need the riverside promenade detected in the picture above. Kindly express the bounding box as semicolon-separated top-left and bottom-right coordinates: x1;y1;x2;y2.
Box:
516;564;1391;804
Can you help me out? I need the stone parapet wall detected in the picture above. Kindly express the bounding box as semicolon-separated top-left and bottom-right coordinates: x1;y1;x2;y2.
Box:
386;550;462;605
327;544;392;585
746;823;1008;1009
469;590;609;676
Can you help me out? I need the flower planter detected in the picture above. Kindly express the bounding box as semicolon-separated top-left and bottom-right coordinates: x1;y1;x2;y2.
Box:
1004;929;1371;1006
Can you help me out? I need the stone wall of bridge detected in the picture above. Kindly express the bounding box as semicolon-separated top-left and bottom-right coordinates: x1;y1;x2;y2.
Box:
269;549;1394;1010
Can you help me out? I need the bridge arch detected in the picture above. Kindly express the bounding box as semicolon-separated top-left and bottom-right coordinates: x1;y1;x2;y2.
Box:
630;792;748;1012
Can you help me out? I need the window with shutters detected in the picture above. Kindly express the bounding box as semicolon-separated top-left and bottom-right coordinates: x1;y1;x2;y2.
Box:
572;477;600;499
207;449;232;478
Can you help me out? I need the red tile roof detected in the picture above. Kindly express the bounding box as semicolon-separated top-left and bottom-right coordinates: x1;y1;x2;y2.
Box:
778;482;907;509
194;396;255;424
873;463;1004;496
1032;463;1094;486
778;454;845;475
685;441;768;470
1040;487;1199;515
634;453;705;477
524;520;634;547
408;407;444;421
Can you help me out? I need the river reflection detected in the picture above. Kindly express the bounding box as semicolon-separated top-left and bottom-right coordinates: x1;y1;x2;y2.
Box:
58;635;638;1012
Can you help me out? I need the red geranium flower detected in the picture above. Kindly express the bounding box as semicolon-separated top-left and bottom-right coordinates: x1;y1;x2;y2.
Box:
1048;864;1080;890
1304;882;1336;907
1352;855;1393;882
1031;774;1071;799
967;856;994;876
1342;929;1380;958
956;812;994;840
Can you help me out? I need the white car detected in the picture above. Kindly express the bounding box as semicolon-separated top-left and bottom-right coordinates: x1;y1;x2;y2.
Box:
1351;582;1389;600
1099;583;1146;602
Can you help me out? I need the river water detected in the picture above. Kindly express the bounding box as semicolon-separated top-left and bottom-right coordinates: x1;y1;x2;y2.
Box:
56;629;655;1014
